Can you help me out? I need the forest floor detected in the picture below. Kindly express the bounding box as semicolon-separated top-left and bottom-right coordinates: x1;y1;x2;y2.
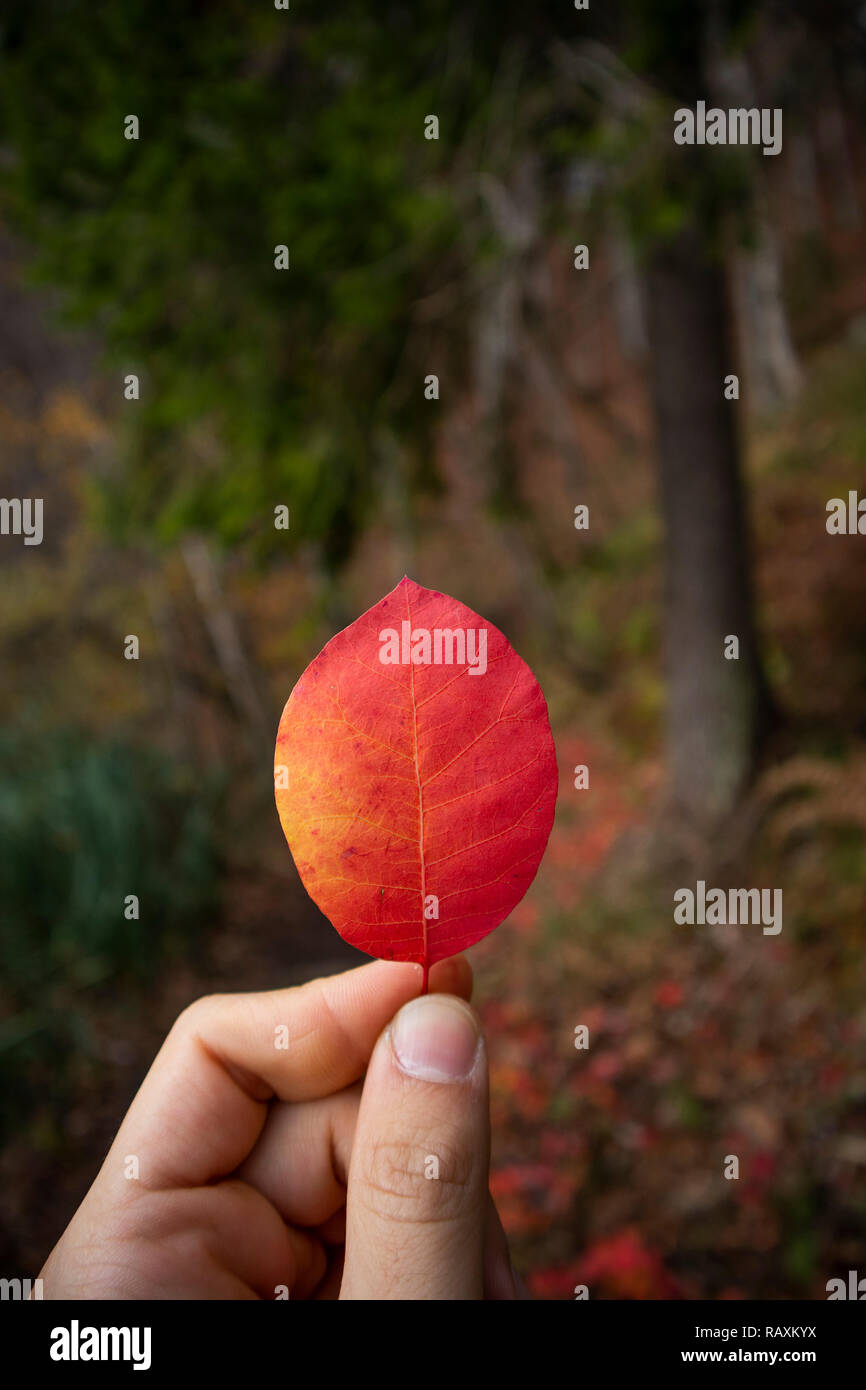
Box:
4;706;865;1298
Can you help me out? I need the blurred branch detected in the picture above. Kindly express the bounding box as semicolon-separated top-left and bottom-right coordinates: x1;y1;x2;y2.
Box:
181;534;272;759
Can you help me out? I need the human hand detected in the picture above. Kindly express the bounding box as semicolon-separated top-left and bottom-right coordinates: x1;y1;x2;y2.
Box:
39;957;519;1299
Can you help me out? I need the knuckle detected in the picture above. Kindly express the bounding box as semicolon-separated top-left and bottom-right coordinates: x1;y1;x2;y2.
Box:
357;1133;476;1227
172;993;224;1035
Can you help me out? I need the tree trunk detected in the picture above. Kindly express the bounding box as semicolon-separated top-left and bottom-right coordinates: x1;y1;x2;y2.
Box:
181;534;273;758
730;192;803;415
607;213;648;362
644;227;773;826
788;130;822;238
702;39;802;415
817;91;860;231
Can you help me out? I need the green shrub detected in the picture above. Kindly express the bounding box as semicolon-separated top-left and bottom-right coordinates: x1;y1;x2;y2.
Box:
0;729;222;1140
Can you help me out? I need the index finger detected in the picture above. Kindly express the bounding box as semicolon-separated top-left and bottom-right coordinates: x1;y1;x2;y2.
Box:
107;955;472;1190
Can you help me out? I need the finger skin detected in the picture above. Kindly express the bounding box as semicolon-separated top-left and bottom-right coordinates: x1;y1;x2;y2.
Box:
109;954;472;1189
238;1085;359;1227
340;995;489;1300
39;1180;319;1301
38;956;472;1298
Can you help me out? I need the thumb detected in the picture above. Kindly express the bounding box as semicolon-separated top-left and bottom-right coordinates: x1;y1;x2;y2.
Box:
340;992;489;1300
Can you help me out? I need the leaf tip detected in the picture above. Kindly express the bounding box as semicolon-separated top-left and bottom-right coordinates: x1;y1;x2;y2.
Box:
395;573;425;601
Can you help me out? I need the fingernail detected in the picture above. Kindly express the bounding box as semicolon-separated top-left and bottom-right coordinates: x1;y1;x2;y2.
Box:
391;995;480;1082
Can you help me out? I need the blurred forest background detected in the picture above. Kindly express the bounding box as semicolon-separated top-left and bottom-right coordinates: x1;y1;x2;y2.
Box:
1;0;866;1298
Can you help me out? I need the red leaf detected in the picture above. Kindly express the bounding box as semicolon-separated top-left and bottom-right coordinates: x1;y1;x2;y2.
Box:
654;980;684;1010
275;577;557;975
577;1229;682;1300
528;1264;584;1299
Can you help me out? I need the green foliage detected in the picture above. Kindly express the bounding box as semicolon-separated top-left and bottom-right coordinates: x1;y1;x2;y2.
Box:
0;729;221;1140
0;1;469;567
622;0;757;101
0;0;768;568
769;342;866;479
0;0;852;574
778;1187;819;1289
584;508;660;576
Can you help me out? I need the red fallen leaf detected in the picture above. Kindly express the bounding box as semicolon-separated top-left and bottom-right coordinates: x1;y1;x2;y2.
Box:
819;1061;846;1091
654;979;684;1010
275;577;557;984
576;1228;682;1300
586;1050;622;1082
528;1264;584;1299
539;1129;585;1161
